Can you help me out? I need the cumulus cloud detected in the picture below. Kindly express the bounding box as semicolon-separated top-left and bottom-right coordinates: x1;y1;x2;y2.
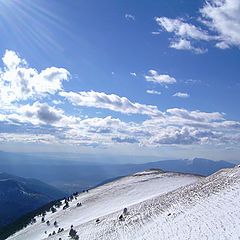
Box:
149;126;225;145
52;100;64;105
213;120;240;130
155;17;213;53
155;0;240;52
18;102;63;124
215;41;230;49
150;126;200;145
155;17;212;41
59;90;162;116
77;116;126;136
112;136;139;144
125;14;135;21
200;0;240;49
146;90;161;95
0;50;70;106
145;70;176;85
88;128;112;134
166;108;224;122
1;102;240;148
4;101;81;128
2;50;27;69
170;39;207;54
173;92;190;98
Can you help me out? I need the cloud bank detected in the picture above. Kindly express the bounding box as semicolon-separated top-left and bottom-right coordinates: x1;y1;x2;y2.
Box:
60;90;162;116
0;50;239;152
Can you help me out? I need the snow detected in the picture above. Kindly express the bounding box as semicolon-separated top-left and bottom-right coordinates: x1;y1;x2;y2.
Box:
7;167;240;240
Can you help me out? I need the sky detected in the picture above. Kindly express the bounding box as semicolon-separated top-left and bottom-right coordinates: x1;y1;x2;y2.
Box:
0;0;240;161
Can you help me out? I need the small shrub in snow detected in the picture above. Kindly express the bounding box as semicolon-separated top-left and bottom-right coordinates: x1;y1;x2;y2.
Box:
69;228;79;239
51;207;57;213
31;218;36;224
63;202;69;209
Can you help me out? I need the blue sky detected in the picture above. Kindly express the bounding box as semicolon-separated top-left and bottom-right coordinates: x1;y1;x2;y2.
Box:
0;0;240;161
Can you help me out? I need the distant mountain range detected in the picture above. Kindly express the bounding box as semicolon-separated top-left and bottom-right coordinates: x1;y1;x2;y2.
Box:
0;151;236;194
0;172;66;228
138;158;235;176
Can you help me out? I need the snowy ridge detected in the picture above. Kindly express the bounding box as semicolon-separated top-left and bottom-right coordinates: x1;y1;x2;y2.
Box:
7;167;240;239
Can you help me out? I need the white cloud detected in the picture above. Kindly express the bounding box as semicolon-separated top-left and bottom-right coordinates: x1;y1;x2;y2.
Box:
200;0;240;49
125;14;135;21
145;70;176;85
0;133;58;145
0;50;70;106
213;120;240;130
146;90;161;95
170;39;207;54
112;136;139;144
166;108;224;122
155;0;240;52
60;90;162;116
152;31;161;35
155;17;212;41
2;50;26;69
149;126;225;145
150;126;200;145
2;101;81;128
78;116;125;130
173;92;190;98
130;72;137;77
215;41;230;49
170;38;192;50
17;102;64;124
52;100;63;105
36;67;70;94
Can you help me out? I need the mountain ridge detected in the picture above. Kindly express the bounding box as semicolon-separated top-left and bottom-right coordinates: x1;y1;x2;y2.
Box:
0;151;236;193
0;172;66;228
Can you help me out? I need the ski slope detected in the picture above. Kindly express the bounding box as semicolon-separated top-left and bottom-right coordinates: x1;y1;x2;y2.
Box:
7;166;240;239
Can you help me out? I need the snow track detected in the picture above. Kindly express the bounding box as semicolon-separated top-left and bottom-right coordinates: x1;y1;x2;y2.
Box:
7;167;240;240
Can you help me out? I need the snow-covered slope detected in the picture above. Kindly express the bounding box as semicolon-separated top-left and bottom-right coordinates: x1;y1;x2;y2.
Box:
7;169;201;240
8;166;240;240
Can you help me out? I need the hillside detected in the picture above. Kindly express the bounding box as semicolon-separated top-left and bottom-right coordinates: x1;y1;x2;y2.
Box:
6;169;203;239
0;172;66;228
6;165;240;239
